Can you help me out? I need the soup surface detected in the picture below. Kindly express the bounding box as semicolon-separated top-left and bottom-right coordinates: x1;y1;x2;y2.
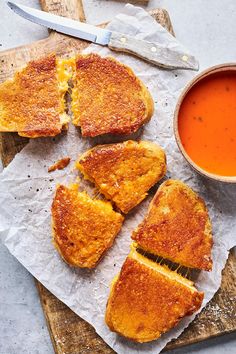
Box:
178;70;236;176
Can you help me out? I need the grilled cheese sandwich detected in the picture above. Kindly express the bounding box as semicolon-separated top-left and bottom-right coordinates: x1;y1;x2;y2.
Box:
132;179;213;271
77;140;166;213
0;55;71;138
0;53;153;138
51;184;124;268
105;246;203;343
71;53;154;137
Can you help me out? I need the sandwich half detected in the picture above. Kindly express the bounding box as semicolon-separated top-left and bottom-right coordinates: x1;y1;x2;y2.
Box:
76;140;166;214
0;55;71;137
105;246;203;343
71;53;154;137
132;179;213;271
51;184;124;268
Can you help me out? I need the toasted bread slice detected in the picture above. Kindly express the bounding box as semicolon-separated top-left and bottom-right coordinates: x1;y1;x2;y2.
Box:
132;180;213;271
71;53;154;137
0;55;71;137
77;140;166;214
105;246;203;343
51;184;124;268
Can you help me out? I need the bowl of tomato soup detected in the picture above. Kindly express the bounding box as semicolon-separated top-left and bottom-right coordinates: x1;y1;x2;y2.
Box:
174;63;236;183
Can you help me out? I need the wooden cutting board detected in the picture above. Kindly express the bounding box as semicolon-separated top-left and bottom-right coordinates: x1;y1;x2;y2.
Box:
0;1;235;353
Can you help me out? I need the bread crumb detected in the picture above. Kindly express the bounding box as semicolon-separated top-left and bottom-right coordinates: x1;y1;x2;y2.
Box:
48;157;70;172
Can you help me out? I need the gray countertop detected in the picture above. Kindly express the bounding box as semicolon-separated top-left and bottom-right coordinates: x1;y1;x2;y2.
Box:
0;1;236;353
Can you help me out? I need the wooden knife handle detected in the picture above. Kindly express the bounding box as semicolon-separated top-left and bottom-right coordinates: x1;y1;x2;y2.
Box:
108;31;198;70
39;0;85;21
108;31;176;69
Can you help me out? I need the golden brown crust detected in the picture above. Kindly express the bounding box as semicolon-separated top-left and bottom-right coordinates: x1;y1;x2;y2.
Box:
105;250;203;343
51;184;124;268
71;53;154;137
77;140;166;214
132;180;213;271
48;157;71;172
0;55;70;138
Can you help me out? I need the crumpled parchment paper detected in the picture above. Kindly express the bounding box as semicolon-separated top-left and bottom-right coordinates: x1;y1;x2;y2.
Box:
0;5;236;353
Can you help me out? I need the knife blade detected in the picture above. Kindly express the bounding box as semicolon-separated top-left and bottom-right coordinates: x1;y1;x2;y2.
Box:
7;1;199;71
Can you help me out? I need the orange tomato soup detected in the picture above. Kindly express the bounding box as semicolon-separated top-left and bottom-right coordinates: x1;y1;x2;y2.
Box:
178;70;236;176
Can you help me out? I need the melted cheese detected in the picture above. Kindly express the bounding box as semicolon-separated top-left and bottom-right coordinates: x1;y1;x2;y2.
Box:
130;244;196;291
57;57;75;125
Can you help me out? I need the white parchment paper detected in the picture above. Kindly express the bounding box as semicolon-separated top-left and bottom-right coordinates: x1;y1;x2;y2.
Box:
0;5;236;353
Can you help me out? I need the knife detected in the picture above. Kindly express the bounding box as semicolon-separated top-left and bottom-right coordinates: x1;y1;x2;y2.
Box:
7;1;199;71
